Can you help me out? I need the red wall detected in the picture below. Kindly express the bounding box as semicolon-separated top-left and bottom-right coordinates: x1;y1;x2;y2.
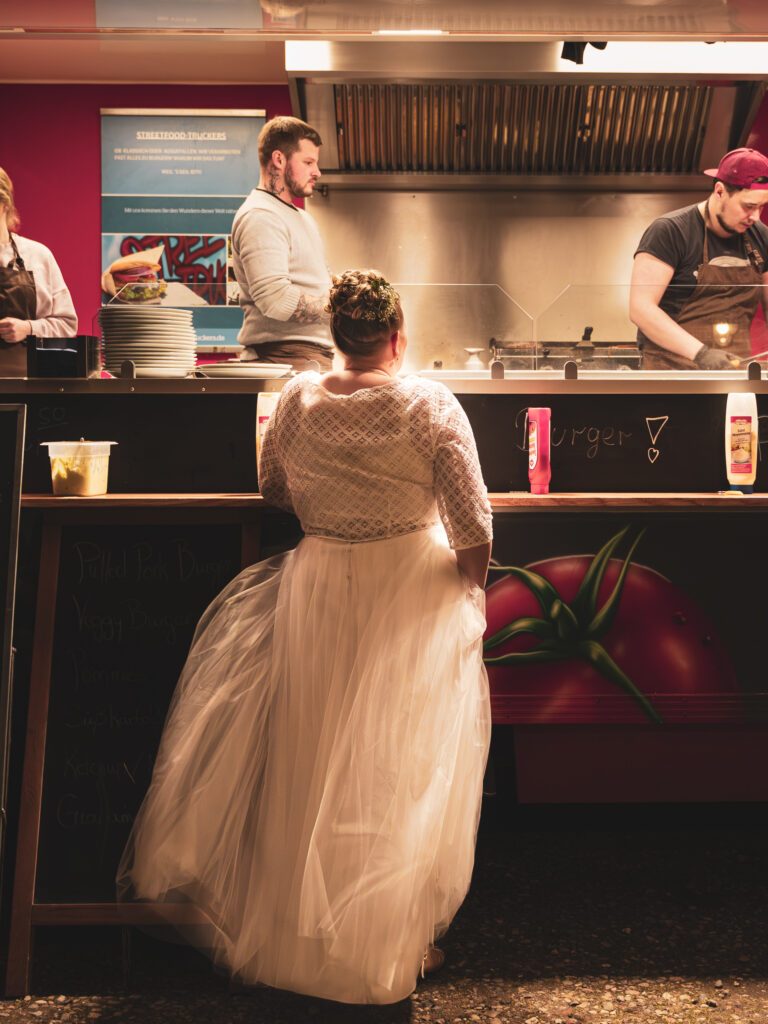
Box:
2;84;292;333
747;86;768;160
746;91;768;351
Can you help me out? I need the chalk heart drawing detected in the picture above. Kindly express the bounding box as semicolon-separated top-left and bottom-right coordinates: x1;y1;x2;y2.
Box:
648;448;660;463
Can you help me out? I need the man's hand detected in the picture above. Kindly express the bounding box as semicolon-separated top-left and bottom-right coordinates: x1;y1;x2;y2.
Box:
694;346;737;370
0;317;30;343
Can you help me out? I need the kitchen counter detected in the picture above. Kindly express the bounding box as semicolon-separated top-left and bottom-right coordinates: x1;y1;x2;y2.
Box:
2;372;768;396
3;381;765;496
20;491;768;508
8;483;768;964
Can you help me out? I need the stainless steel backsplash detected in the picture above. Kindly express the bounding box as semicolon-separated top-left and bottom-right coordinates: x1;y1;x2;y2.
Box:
309;189;701;370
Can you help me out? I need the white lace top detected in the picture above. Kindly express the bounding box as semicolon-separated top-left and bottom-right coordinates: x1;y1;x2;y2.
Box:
259;373;493;549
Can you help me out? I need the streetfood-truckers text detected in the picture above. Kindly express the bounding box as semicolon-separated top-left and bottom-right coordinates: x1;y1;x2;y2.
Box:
135;131;227;141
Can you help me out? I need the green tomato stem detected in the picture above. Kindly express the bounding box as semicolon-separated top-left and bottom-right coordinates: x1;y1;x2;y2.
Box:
576;639;663;725
483;616;555;651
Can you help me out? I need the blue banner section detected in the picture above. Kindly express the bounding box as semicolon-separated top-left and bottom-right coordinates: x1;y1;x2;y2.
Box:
101;111;261;346
193;307;242;349
96;0;263;29
102;196;239;234
102;113;264;198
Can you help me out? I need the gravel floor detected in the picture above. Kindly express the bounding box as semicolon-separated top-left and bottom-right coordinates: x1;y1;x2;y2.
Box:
3;806;768;1023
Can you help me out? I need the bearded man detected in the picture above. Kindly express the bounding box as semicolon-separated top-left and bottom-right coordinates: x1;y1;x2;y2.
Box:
232;116;333;370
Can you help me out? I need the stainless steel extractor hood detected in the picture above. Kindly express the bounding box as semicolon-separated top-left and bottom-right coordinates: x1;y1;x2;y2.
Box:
288;42;766;189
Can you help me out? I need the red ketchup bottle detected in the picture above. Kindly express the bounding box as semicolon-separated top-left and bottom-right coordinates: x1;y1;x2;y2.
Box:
527;407;552;495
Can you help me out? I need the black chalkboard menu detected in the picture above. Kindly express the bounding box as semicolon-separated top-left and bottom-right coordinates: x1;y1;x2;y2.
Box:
0;405;25;884
35;522;241;903
461;392;764;493
4;387;765;496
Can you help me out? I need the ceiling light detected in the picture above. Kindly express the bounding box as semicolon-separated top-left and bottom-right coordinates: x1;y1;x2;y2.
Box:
561;41;606;65
560;41;768;74
285;40;333;71
373;29;446;36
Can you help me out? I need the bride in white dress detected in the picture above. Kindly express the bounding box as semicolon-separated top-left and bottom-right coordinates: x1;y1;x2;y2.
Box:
118;269;493;1005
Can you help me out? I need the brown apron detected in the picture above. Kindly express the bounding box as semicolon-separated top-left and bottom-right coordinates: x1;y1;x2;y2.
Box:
642;206;765;370
0;234;36;376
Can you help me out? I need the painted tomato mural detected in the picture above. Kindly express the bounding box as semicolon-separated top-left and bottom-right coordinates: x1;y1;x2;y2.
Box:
484;526;740;724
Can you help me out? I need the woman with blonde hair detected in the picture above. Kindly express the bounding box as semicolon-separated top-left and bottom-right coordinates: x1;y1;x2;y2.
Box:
0;167;77;375
119;269;493;1004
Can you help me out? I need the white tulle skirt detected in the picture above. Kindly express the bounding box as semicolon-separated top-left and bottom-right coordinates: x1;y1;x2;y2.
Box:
117;525;490;1004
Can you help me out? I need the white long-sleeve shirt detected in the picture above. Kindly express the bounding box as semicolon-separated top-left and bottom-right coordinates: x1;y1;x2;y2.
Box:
231;189;332;351
0;234;77;337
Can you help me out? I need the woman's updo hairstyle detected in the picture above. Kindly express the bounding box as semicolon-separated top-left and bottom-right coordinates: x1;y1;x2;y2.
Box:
0;168;20;233
326;269;403;357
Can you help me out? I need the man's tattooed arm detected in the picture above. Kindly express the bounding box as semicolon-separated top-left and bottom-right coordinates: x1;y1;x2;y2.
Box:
288;293;330;324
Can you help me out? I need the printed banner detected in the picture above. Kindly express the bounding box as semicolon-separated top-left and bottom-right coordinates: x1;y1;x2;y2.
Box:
95;0;263;30
101;109;265;351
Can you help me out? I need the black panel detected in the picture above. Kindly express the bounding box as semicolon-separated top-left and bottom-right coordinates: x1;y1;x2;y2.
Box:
4;389;761;497
35;523;241;903
14;395;258;494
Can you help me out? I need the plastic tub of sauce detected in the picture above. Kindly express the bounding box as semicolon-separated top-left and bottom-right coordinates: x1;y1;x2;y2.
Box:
41;439;118;496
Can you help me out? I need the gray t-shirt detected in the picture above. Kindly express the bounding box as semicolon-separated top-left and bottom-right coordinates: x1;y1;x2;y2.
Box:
634;202;768;345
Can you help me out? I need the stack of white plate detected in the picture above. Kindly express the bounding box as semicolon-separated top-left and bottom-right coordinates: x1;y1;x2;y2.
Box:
99;306;197;378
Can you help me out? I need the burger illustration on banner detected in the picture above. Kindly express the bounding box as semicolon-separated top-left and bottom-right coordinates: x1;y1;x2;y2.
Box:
101;244;168;304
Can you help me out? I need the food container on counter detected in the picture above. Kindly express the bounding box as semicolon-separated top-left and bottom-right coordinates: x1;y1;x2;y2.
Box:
41;439;118;496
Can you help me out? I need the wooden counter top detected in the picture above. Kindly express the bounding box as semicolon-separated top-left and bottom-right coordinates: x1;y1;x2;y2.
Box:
21;491;768;509
21;493;267;508
490;491;768;508
3;375;768;396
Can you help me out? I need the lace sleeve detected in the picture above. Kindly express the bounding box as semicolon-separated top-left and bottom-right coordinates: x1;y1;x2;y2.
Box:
432;389;493;549
257;389;295;514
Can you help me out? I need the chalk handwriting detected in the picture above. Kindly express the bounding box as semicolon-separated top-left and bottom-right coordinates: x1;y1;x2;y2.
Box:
514;408;632;460
645;415;669;464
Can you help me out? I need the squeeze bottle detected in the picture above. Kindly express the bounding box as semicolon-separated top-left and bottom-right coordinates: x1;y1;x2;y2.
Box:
725;392;758;493
527;407;552;495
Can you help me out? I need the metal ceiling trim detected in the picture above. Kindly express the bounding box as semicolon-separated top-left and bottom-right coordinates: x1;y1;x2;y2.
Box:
311;172;711;192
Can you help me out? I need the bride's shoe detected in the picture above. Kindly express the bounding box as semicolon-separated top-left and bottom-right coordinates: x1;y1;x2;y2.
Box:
420;945;445;978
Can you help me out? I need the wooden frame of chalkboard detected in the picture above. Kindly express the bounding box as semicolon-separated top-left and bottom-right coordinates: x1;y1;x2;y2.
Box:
0;405;25;929
4;503;265;997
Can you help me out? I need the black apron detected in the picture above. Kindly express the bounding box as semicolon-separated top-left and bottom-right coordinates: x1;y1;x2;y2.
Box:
0;234;36;376
643;206;765;370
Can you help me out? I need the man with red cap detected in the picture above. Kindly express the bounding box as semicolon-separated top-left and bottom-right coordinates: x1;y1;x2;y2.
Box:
630;147;768;369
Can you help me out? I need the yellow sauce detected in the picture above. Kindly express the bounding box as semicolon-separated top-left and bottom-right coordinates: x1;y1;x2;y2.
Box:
50;455;110;496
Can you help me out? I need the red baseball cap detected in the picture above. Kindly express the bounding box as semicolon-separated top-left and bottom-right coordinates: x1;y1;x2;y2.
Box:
704;147;768;190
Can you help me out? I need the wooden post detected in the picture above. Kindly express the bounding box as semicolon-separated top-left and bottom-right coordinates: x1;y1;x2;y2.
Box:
5;519;61;997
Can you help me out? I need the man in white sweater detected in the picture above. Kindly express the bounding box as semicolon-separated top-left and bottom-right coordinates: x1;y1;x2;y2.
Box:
232;116;333;370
